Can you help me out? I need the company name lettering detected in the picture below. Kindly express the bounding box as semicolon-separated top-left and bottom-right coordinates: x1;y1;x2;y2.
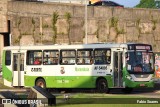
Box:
75;67;89;72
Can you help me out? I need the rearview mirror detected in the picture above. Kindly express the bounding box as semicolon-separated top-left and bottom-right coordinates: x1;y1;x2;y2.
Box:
125;52;128;59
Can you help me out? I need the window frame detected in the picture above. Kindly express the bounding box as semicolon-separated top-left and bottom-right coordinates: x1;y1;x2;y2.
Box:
5;50;11;66
43;50;59;65
60;49;76;65
94;48;111;65
26;50;42;65
77;49;93;65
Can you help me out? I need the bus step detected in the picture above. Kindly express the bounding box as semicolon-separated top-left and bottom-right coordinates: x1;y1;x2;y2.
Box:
112;86;124;88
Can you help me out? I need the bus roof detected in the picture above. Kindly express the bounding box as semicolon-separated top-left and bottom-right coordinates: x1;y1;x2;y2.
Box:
3;43;151;50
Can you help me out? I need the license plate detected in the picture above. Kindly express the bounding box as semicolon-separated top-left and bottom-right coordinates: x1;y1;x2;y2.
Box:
140;84;145;86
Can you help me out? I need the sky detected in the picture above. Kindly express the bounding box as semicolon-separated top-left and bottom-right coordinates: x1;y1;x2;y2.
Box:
40;0;141;8
110;0;140;7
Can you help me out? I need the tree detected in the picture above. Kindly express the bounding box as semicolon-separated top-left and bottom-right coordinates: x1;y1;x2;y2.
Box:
135;0;157;8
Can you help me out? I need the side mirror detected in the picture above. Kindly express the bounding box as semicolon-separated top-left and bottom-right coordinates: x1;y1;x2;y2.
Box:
125;53;128;59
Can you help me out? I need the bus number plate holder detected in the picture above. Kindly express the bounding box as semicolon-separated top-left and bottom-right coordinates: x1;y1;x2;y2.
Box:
140;84;145;87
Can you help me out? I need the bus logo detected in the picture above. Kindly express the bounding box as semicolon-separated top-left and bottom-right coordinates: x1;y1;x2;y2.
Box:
60;67;65;74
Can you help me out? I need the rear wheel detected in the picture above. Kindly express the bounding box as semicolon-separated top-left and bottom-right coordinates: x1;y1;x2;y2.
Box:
35;78;46;88
96;79;109;93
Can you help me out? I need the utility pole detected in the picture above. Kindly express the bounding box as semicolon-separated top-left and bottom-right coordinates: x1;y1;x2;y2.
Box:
85;0;88;44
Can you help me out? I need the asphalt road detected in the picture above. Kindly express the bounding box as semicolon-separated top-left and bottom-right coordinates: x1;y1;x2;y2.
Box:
0;75;160;98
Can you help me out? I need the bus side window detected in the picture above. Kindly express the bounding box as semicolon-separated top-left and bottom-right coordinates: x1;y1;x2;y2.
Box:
60;50;76;65
5;51;11;65
43;50;59;65
77;49;93;65
27;50;42;65
94;49;111;64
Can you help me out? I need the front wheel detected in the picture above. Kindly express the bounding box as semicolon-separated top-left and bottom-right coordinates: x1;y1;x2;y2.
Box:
35;78;46;88
96;79;109;93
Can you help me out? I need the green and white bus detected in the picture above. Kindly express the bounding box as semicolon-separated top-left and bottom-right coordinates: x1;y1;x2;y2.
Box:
2;43;155;93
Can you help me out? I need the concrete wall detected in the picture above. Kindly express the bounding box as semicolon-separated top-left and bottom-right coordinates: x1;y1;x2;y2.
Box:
0;35;4;64
0;0;8;33
0;0;8;64
3;1;160;52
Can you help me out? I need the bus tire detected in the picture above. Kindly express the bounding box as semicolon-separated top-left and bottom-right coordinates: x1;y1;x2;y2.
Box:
96;79;109;93
122;87;133;94
35;78;46;88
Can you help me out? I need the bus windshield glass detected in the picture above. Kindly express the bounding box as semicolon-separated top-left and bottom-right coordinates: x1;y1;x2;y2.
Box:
126;51;154;73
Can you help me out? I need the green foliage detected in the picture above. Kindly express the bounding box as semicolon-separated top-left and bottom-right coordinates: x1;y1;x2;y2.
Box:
65;12;71;24
135;18;141;38
16;17;22;45
109;17;125;36
135;0;156;8
31;18;36;44
110;17;118;28
117;28;125;35
52;11;59;44
18;18;21;27
136;18;141;26
151;15;157;31
52;11;59;26
65;12;71;44
32;18;35;25
32;18;35;32
42;24;49;28
96;27;99;39
14;39;20;44
55;93;159;107
152;20;157;30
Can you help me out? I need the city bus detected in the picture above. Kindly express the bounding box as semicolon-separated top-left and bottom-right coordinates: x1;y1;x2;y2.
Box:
2;43;155;93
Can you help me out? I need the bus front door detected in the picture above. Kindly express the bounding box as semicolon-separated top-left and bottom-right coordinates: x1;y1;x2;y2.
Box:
113;51;123;87
12;53;24;87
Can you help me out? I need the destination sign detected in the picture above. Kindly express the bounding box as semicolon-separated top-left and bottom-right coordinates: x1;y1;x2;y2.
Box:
128;44;152;51
135;46;151;50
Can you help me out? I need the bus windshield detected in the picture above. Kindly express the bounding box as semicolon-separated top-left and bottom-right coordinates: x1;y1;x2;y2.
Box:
126;51;154;73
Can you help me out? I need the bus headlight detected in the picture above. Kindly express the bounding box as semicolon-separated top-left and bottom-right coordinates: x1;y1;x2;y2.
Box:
125;75;133;81
151;76;155;81
151;77;154;80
